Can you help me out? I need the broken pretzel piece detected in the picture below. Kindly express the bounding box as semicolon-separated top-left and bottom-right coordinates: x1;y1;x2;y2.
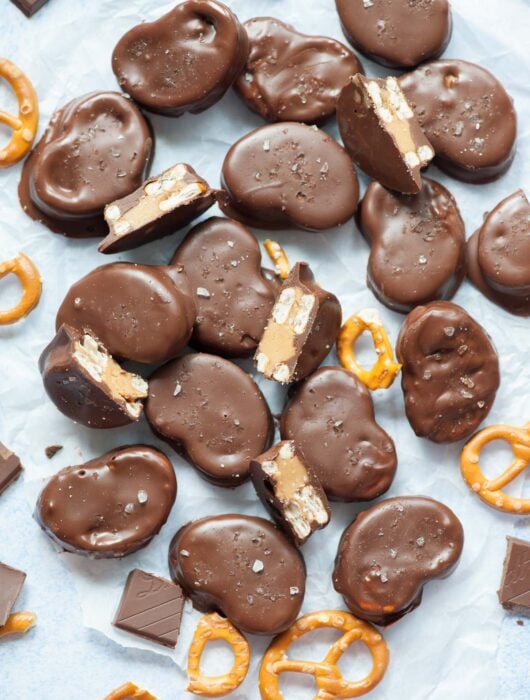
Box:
251;440;330;546
255;262;342;384
338;73;434;194
0;611;36;639
0;57;38;168
100;163;216;254
104;681;158;700
264;239;290;280
0;252;42;325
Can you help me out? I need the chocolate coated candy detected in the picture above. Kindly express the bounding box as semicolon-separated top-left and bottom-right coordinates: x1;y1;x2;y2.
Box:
171;217;278;357
36;446;176;558
56;262;195;365
337;74;434;194
40;325;148;429
333;496;464;625
235;17;362;124
100;164;216;254
255;262;342;384
397;301;500;443
400;60;517;183
359;178;466;312
498;537;530;615
467;190;530;316
220;122;359;230
336;0;451;69
168;514;305;635
112;0;249;116
19;92;153;237
250;440;330;546
281;367;397;502
146;353;273;486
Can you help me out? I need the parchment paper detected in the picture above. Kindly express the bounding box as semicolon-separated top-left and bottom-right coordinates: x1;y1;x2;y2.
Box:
1;0;530;697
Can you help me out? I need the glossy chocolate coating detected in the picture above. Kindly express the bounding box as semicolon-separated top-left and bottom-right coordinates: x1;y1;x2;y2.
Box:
220;122;359;231
36;446;176;558
112;0;249;116
171;217;278;357
467;190;530;316
168;514;305;635
19;92;153;237
397;301;500;443
359;178;466;313
146;353;273;486
281;367;397;502
333;496;464;625
56;263;195;365
336;0;451;69
400;60;517;183
235;17;362;124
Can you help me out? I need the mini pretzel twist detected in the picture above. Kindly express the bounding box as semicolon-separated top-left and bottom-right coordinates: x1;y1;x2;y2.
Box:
337;309;401;390
0;611;36;639
461;422;530;514
264;240;290;280
0;252;42;325
0;57;38;168
260;610;389;699
104;682;158;700
187;612;250;697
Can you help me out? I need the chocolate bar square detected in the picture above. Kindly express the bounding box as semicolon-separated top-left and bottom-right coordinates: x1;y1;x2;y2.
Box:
499;537;530;614
0;562;26;627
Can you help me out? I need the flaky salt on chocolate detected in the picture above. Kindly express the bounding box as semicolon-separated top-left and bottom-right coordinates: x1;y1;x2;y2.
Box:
0;444;22;496
337;74;434;194
99;164;216;254
251;440;330;546
499;537;530;615
254;262;341;384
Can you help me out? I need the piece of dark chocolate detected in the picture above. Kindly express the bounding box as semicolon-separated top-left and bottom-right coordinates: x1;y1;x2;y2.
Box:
0;443;23;496
44;445;62;459
0;562;26;627
337;74;434;194
499;538;530;614
113;569;185;648
9;0;49;17
255;262;342;384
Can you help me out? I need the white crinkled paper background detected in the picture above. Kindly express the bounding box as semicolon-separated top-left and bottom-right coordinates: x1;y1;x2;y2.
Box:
1;0;530;697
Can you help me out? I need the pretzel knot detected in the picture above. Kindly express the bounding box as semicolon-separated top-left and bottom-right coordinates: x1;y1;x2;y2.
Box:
337;309;401;391
461;422;530;514
0;611;36;639
259;610;389;699
264;239;290;280
187;613;250;697
0;57;38;168
0;252;42;325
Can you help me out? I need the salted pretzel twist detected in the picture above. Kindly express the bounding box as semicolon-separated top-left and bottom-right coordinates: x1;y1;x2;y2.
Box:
0;252;42;325
0;611;36;639
259;610;389;699
104;682;158;700
0;57;38;168
461;422;530;514
264;239;290;280
187;613;250;697
337;309;401;390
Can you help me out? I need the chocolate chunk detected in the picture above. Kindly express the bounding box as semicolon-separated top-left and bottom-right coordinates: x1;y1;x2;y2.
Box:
255;262;341;384
400;60;517;183
44;445;63;460
146;353;273;486
171;217;278;357
397;301;500;443
359;178;466;313
333;496;464;625
39;325;148;430
168;514;305;635
99;164;216;254
235;17;363;124
251;440;330;546
0;562;26;627
113;569;185;648
56;262;195;365
499;538;530;614
281;367;397;502
0;443;23;496
19;92;153;238
336;0;451;69
220;122;359;230
36;446;176;558
112;0;249;116
467;190;530;317
337;74;434;194
9;0;49;17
